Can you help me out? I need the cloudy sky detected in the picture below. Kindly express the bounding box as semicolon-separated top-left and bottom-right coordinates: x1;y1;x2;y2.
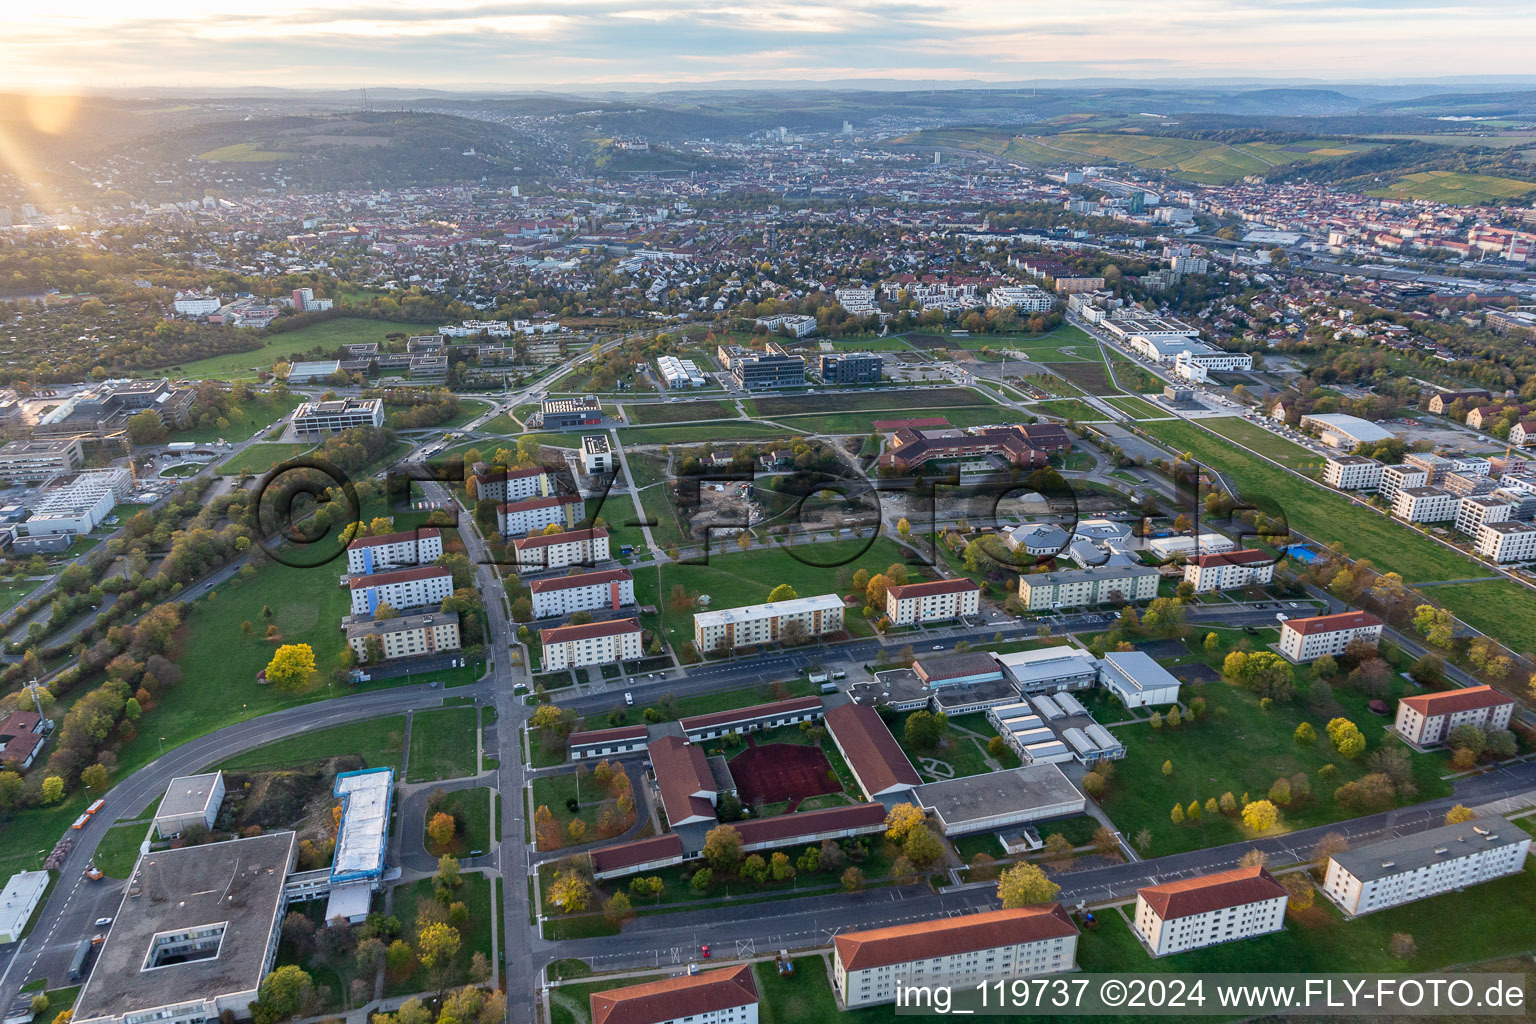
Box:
7;0;1535;90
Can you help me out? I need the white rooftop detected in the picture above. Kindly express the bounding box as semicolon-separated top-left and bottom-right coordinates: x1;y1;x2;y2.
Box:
995;646;1098;686
331;768;393;882
693;593;843;627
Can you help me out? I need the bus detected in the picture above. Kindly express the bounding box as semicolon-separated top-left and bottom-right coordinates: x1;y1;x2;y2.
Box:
86;799;105;817
69;939;92;981
71;814;90;830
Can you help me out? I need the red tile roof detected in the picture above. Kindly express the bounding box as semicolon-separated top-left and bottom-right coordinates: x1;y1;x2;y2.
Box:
514;527;609;550
591;965;757;1024
886;578;980;600
588;834;684;876
1281;610;1382;636
347;528;440;550
834;906;1077;971
540;617;642;645
733;802;886;848
1137;865;1287;920
648;736;717;825
529;568;633;593
1400;684;1514;717
347;565;452;589
679;696;823;733
824;703;921;796
1194;548;1272;568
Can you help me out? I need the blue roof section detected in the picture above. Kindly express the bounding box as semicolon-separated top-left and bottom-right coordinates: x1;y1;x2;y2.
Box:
330;767;393;883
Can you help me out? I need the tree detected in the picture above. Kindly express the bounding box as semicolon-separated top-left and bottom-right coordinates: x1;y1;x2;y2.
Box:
1294;722;1316;745
1389;933;1417;960
41;776;64;804
265;644;316;693
603;892;634;927
1268;777;1292;806
903;710;946;750
629;876;665;902
1219;791;1237;814
1161;759;1173;776
769;851;795;881
884;803;927;844
1326;717;1366;758
702;824;743;871
1187;800;1202;821
1444;804;1477;825
80;763;110;792
1149;711;1163;730
1165;706;1182;728
841;866;866;893
1239;848;1269;868
256;966;314;1022
567;819;587;843
741;854;769;884
416;922;462;996
1313;832;1349;862
690;868;713;893
1242;800;1278;833
427;812;457;849
435;854;461;890
1134;828;1152;853
1447;723;1487;756
1282;872;1315;911
545;871;590;913
897;517;911;537
127;410;169;446
1204;632;1219;652
766;583;798;603
1205;797;1220;816
1170;803;1185;824
1092;826;1119;859
385;940;415;977
997;862;1061;908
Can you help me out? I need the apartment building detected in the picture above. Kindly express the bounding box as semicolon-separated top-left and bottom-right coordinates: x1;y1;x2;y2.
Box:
884;578;981;625
590;966;758;1024
1476;520;1536;562
1392;486;1457;523
1133;866;1288;956
540;618;644;671
1443;471;1497;498
1378;464;1429;503
1454;495;1511;537
693;594;844;652
512;527;610;571
1181;549;1275;593
751;315;817;338
0;439;83;485
581;435;614;474
345;612;461;663
1394;685;1515;746
470;464;550;503
529;568;635;619
347;566;455;617
985;285;1055;312
833;906;1079;1009
346;528;443;575
1278;611;1383;663
292;398;384;438
497;493;582;537
1322;455;1383;491
1323;816;1530;916
1016;565;1160;611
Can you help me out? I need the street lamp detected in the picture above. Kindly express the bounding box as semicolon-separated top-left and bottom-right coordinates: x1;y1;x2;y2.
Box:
158;736;165;756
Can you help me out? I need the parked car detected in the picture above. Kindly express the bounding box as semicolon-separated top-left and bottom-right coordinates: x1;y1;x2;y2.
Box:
624;692;634;705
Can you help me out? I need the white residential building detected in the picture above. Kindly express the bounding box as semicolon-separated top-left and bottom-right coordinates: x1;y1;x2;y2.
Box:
1182;549;1275;592
511;527;610;571
1323;455;1384;491
345;612;461;664
1394;685;1515;746
498;494;582;537
833;906;1079;1009
985;285;1055;312
292;398;384;438
1392;486;1457;523
1278;611;1383;663
1323;816;1530;916
347;566;455;617
694;594;844;651
1133;866;1288;957
581;435;614;473
1454;495;1511;537
1378;464;1429;503
529;569;636;619
1017;565;1160;610
589;965;758;1024
172;291;222;317
1476;520;1536;562
540;618;644;671
346;528;443;575
884;578;981;625
471;465;550;503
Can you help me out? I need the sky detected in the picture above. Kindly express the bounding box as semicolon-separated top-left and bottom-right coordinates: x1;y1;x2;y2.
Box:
6;0;1536;91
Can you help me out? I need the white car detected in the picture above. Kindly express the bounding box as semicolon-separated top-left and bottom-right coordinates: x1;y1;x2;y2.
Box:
624;692;634;705
95;917;113;928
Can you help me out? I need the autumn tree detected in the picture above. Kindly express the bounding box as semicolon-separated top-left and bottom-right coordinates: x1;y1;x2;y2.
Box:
545;871;590;914
702;824;744;871
1282;872;1315;911
1444;804;1476;825
1242;800;1279;833
997;862;1061;908
265;644;317;693
427;812;457;849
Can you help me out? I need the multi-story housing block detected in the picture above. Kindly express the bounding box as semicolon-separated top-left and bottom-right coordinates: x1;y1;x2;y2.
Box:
345;612;461;663
1017;565;1160;610
693;594;844;651
1182;549;1274;592
1133;866;1288;956
512;527;610;571
347;566;455;617
1322;455;1382;491
529;568;635;619
540;618;644;671
1323;816;1529;916
1394;685;1515;746
885;579;981;624
497;493;582;536
346;528;443;575
1278;611;1383;663
1476;520;1536;562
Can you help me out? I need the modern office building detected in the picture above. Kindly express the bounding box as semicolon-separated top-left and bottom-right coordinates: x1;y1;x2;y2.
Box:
1323;816;1529;916
0;438;84;485
347;565;455;616
512;527;610;571
345;528;443;575
22;467;133;535
1017;565;1160;610
292;398;384;438
884;578;980;624
542;396;604;429
33;379;195;441
1393;685;1515;746
913;766;1086;836
1133;866;1288;956
497;493;582;537
717;343;806;390
818;351;884;385
833;906;1079;1008
1182;549;1275;592
345;611;461;663
656;356;708;389
1278;611;1383;662
692;594;844;651
540;618;644;671
529;568;636;619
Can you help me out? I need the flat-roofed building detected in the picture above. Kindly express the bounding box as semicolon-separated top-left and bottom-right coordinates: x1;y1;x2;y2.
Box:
1133;866;1288;956
1455;495;1511;537
72;832;296;1024
914;764;1085;835
994;647;1099;694
0;871;49;944
540;618;643;671
469;464;550;503
512;527;610;571
1378;464;1428;503
819;351;884;385
529;568;635;619
1182;549;1275;592
718;344;806;389
1278;611;1383;663
347;565;454;617
1394;685;1515;746
912;652;1004;690
834;906;1079;1009
345;611;460;663
1476;520;1536;562
1299;413;1395;450
154;772;226;838
693;594;843;652
24;467;133;535
0;438;83;485
885;578;980;624
1323;455;1383;491
1323;815;1529;917
346;528;443;575
1098;651;1181;708
1017;565;1159;610
497;493;582;536
824;702;921;804
582;435;613;473
590;965;758;1024
542;396;603;429
1145;533;1238;560
1393;486;1457;523
292;398;384;438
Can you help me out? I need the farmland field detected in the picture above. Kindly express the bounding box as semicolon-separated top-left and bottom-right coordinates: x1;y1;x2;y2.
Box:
627;399;736;424
1201;415;1325;469
198;143;299;162
748;387;991;417
163;317;422;380
1367;170;1536;204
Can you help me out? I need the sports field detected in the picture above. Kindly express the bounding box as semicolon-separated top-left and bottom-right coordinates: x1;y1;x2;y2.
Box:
728;740;839;809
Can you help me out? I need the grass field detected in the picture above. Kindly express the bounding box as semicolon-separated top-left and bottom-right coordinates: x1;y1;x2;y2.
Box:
93;823;148;878
749;388;990;418
1100;395;1168;420
627;399;736;424
386;873;495;997
1201;416;1325;469
428;787;493;857
1050;360;1116;395
216;715;407;773
215;443;314;475
616;422;789;445
198;142;299;162
1367;170;1536;204
1034;399;1106;421
769;406;1026;435
1000;132;1377;185
407;706;480;783
530;770;619;838
164;317;420;380
174;392;301;443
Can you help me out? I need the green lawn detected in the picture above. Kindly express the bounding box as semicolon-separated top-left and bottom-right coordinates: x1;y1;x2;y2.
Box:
386;873;495;997
1033;399;1107;421
92;823;149;878
1101;395;1168;420
1201;416;1325;470
627;400;737;424
428;787;493;857
216;715;407;773
173;392;302;443
615;422;789;445
216;443;315;476
530;771;620;840
893;711;1001;780
164;318;423;380
0;577;45;615
765;406;1026;435
407;707;480;783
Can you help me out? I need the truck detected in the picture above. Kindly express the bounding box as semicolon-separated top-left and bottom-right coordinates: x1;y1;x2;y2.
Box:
166;441;196;452
69;939;92;981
